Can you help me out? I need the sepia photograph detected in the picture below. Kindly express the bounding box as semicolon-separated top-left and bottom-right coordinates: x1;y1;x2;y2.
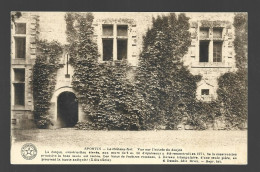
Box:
10;12;248;164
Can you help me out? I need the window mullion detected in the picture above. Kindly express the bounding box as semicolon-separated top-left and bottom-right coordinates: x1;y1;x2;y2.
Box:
209;28;213;63
113;24;117;61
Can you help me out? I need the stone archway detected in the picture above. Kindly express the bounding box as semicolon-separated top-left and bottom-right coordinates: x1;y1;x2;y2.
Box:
57;91;78;127
50;87;84;128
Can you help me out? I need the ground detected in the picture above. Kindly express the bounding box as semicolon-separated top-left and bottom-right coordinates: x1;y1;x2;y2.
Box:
11;128;247;148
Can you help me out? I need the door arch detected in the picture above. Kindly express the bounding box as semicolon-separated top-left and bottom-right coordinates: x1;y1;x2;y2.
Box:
57;91;78;127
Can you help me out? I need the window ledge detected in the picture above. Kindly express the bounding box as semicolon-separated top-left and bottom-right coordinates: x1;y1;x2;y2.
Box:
12;59;26;64
116;36;128;39
12;81;25;84
102;36;113;39
13;34;26;37
200;95;213;102
199;38;210;41
213;38;224;41
191;62;232;68
12;105;29;111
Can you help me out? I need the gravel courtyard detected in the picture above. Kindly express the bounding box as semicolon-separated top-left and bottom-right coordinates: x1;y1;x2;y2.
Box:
11;128;247;148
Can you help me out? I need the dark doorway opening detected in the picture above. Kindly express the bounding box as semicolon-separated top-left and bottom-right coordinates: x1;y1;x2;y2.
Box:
57;92;78;127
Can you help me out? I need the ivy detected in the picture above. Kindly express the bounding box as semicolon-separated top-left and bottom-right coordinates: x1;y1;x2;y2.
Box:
217;13;248;129
65;13;141;130
65;12;246;130
32;40;63;128
136;13;202;130
11;11;22;23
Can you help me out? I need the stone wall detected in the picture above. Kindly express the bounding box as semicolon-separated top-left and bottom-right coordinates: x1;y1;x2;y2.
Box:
11;12;238;129
11;12;39;129
184;13;236;101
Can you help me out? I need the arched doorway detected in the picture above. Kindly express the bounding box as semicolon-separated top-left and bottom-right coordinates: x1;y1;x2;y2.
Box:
57;92;78;127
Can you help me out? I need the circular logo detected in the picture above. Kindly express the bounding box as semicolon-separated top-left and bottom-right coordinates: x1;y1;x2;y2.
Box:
21;143;37;160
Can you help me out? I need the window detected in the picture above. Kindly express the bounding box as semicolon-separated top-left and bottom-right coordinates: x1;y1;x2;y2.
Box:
117;25;128;36
102;24;128;61
213;28;223;38
199;41;209;62
102;25;113;36
15;37;26;59
200;28;209;39
198;26;224;63
201;89;209;95
13;68;25;106
201;89;212;102
213;42;222;62
14;84;25;105
103;39;113;61
15;23;26;34
14;68;25;82
117;39;127;60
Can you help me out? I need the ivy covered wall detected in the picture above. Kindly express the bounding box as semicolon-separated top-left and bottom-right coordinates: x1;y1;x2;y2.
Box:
135;13;206;130
28;12;247;130
217;13;248;129
65;13;141;130
32;40;63;128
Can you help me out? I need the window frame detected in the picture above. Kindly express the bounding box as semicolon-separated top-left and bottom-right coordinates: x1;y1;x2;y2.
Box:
198;26;225;63
213;27;223;39
199;27;209;39
101;24;128;61
14;36;26;59
102;24;114;37
199;40;210;62
12;68;26;106
102;38;114;61
201;89;210;96
15;23;27;34
213;41;223;62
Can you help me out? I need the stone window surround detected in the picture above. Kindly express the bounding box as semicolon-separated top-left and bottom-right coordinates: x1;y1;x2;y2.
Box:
199;26;224;63
101;24;128;61
12;67;26;108
12;22;27;60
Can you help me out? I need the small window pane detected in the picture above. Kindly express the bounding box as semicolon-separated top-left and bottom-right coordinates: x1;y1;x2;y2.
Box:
15;23;26;34
14;83;25;106
213;42;222;62
213;28;223;38
201;89;209;95
117;25;128;36
14;69;25;82
199;41;209;62
103;39;113;61
200;28;209;39
102;25;113;36
117;39;127;60
15;37;26;59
